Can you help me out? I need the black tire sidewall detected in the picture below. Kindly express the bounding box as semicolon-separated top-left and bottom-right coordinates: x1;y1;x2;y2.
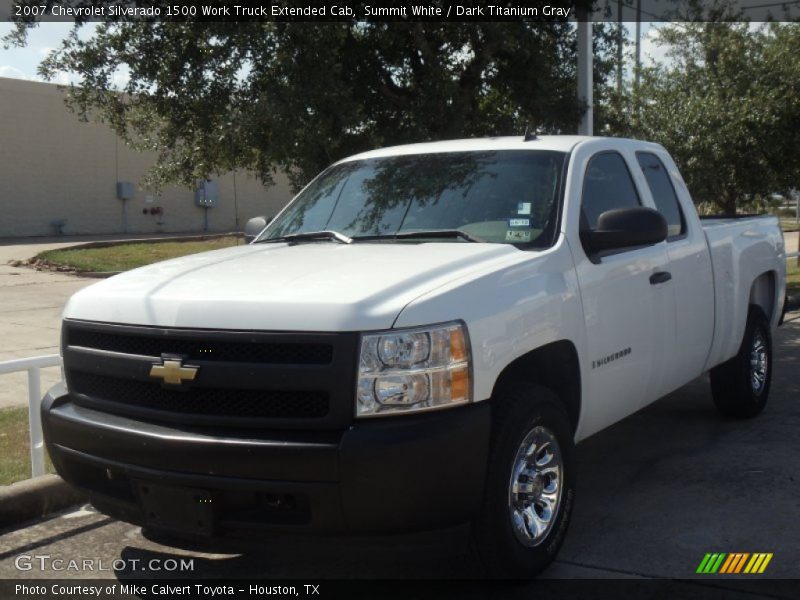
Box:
712;306;772;418
474;385;576;578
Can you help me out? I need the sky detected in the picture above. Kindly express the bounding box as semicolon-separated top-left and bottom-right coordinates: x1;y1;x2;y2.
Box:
0;21;669;88
0;21;85;84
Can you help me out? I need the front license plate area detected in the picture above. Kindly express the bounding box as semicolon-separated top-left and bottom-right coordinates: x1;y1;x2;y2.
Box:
136;481;215;536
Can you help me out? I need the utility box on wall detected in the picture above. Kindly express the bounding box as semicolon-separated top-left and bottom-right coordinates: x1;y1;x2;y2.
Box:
195;179;219;207
116;181;135;200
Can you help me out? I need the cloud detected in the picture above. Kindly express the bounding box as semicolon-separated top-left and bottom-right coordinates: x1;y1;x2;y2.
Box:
636;21;774;70
111;65;130;89
51;72;75;85
639;24;672;67
0;65;32;80
0;22;99;84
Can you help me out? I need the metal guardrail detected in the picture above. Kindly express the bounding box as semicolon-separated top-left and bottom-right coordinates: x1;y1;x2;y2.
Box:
0;354;62;478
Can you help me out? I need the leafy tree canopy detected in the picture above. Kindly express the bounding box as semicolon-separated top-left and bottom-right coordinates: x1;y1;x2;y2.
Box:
604;21;800;214
7;4;618;191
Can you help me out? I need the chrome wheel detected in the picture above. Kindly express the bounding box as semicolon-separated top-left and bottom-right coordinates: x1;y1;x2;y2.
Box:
508;425;563;547
750;328;768;395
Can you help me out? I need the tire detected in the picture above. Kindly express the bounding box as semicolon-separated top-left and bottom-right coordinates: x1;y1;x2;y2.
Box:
710;305;772;418
472;383;576;579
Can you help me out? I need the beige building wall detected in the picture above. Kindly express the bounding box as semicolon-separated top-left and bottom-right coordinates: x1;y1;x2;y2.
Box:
0;77;293;238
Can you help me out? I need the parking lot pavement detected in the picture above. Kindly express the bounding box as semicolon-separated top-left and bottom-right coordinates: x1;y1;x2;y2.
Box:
0;312;797;593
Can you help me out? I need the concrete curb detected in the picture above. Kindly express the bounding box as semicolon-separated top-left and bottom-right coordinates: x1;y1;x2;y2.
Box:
74;271;122;279
19;232;245;279
64;232;242;251
0;474;87;529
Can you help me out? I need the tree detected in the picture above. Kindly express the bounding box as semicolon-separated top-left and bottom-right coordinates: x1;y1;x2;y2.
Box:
7;6;619;191
602;21;800;215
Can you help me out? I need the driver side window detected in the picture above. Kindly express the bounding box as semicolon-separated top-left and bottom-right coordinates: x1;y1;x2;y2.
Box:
581;152;641;231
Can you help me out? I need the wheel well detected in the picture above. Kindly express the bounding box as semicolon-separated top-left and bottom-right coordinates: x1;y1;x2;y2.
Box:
749;271;776;322
492;340;581;433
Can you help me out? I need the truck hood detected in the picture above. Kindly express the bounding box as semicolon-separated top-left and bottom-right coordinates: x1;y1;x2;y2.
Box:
64;241;520;331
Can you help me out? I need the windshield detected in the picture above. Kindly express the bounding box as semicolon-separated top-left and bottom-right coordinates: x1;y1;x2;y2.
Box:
258;150;566;246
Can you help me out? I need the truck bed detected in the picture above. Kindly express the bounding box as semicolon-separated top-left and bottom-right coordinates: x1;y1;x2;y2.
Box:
701;214;785;370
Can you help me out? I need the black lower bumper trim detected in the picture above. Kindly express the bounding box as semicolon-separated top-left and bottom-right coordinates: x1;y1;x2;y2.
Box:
42;383;491;537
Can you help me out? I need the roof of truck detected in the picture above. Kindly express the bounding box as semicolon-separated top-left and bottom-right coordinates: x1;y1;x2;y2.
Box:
339;135;597;162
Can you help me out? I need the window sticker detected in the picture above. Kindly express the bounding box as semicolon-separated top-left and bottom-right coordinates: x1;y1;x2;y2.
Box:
517;202;532;215
508;218;531;228
506;230;532;242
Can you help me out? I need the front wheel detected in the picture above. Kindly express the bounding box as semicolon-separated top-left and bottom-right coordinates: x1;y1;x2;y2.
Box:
710;305;772;418
472;383;576;579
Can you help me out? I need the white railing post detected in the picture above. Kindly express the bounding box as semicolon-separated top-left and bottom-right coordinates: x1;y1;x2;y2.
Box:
27;367;45;477
0;354;62;480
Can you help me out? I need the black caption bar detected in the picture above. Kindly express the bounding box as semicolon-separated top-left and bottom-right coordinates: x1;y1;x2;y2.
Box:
2;579;800;600
5;0;577;23
3;0;800;23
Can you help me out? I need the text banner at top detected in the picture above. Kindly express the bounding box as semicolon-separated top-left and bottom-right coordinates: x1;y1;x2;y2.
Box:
3;0;800;23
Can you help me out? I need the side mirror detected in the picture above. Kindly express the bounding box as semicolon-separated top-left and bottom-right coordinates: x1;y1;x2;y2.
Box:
243;216;270;243
581;207;667;254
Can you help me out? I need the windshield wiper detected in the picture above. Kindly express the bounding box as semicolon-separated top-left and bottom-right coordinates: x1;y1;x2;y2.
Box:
353;229;485;243
256;230;353;245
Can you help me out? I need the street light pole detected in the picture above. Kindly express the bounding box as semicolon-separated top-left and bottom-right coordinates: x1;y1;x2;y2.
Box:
577;13;593;135
617;0;623;94
635;0;642;89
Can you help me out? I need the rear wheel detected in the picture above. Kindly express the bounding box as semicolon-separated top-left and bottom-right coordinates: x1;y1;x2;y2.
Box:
472;383;575;579
710;305;772;418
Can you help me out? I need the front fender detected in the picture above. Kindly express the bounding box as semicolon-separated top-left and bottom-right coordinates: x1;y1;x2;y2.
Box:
394;243;585;414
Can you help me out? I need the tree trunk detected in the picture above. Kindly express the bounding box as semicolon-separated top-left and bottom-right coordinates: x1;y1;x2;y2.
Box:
718;189;738;216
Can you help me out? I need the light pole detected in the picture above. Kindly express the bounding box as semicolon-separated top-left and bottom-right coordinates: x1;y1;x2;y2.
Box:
635;0;642;89
617;0;624;94
577;13;593;136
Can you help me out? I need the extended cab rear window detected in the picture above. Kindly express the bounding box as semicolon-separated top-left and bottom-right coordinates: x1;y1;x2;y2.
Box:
260;150;566;246
636;152;686;238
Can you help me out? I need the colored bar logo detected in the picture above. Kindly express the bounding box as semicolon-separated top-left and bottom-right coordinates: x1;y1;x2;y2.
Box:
696;553;773;574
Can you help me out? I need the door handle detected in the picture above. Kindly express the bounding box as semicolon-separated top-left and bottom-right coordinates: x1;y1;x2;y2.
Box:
649;271;672;285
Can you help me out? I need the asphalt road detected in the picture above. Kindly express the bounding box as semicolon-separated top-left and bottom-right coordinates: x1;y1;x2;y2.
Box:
0;312;797;596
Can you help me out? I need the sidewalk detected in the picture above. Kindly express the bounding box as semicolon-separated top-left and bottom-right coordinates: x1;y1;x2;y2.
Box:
0;232;234;410
0;266;88;409
785;230;799;254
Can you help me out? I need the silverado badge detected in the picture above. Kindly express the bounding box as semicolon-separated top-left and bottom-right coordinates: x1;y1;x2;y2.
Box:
149;358;198;385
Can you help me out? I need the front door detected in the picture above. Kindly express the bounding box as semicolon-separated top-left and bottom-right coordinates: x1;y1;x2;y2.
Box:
571;150;674;436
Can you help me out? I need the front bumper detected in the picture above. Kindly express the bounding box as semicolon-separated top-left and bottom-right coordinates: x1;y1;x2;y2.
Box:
42;382;490;539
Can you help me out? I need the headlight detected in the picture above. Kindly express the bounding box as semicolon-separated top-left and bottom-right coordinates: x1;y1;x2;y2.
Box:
356;321;472;417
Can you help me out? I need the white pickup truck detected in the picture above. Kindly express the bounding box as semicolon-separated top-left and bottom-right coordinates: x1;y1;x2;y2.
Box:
42;136;787;578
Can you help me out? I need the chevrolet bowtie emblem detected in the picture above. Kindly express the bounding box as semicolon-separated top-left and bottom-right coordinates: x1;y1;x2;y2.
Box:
149;359;198;385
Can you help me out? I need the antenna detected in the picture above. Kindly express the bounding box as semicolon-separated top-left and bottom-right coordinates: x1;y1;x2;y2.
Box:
523;125;538;142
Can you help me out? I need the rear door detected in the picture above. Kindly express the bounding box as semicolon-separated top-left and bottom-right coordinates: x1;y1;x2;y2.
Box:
569;148;673;435
635;151;714;391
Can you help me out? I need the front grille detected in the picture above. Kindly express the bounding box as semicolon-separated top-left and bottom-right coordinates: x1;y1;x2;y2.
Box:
67;329;333;365
69;372;329;420
62;320;359;430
